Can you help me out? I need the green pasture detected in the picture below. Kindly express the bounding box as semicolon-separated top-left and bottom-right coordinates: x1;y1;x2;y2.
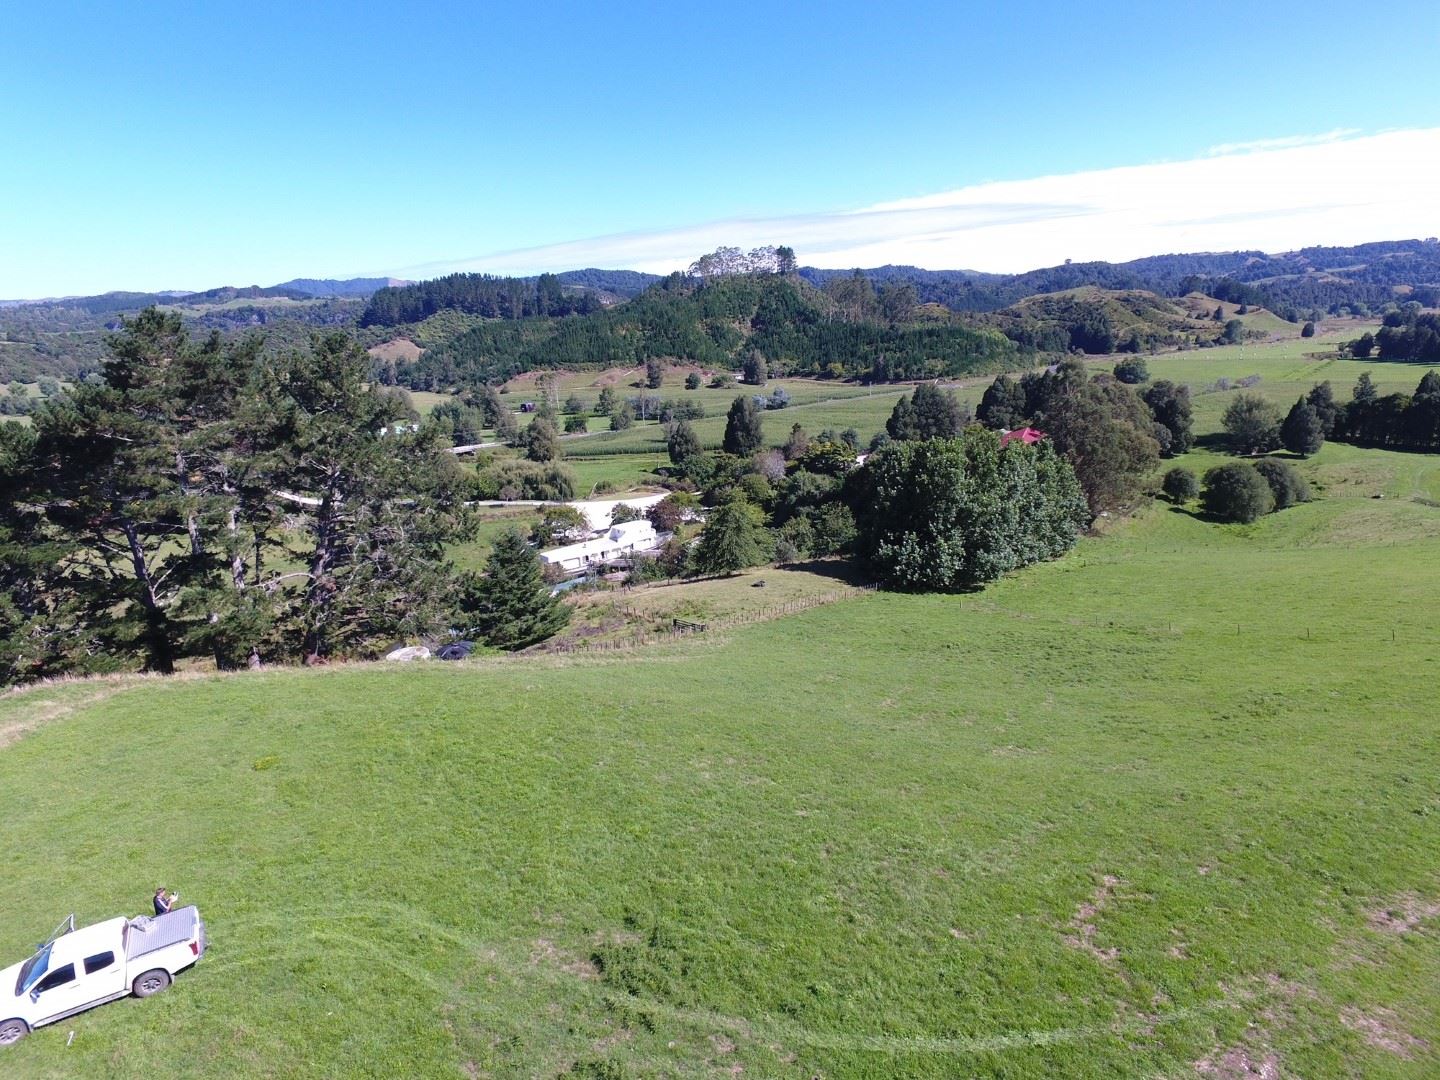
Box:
2;334;1439;1077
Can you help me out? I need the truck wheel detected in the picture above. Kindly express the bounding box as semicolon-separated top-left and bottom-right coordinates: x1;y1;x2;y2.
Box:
0;1018;29;1045
132;969;172;997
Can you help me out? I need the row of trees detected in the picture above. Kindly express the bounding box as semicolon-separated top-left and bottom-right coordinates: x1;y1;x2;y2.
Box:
361;272;600;327
1222;371;1440;456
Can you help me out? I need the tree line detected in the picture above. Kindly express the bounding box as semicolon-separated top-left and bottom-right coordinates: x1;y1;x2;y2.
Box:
361;272;601;327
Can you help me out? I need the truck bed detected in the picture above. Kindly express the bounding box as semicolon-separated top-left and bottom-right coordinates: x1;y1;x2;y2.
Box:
125;905;202;961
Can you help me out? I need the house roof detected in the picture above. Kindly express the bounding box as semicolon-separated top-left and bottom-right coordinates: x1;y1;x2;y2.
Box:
1000;427;1046;448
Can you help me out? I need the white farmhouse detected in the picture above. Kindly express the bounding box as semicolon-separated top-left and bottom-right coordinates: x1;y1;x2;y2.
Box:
539;519;659;575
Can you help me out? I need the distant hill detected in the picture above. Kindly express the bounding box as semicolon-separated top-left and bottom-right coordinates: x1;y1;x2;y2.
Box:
808;239;1440;318
409;271;1019;389
271;277;410;298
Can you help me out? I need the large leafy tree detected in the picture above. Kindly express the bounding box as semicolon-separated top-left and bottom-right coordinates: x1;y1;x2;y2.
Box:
977;374;1028;430
849;430;1088;590
1141;380;1194;455
1039;377;1160;514
1221;393;1283;455
461;528;570;649
1201;463;1274;523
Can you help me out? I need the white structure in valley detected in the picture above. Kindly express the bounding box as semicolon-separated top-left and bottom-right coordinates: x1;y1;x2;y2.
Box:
540;519;659;575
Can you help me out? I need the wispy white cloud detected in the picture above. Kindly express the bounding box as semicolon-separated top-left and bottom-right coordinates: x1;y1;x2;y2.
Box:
397;128;1440;278
1205;128;1360;156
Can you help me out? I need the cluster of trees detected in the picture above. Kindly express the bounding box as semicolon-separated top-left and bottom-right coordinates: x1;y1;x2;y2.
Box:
848;430;1088;589
1369;310;1440;362
650;384;1091;592
0;313;579;687
687;245;797;277
1183;460;1311;523
976;361;1188;512
397;273;1023;391
1331;371;1440;451
361;272;600;327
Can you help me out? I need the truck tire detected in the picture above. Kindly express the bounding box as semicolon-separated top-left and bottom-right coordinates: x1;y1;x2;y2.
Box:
132;969;172;997
0;1018;29;1045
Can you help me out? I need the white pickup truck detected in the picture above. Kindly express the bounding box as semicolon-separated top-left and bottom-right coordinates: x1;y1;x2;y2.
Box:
0;906;207;1046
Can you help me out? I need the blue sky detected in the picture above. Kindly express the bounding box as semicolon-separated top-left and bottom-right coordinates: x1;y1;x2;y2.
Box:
3;0;1438;296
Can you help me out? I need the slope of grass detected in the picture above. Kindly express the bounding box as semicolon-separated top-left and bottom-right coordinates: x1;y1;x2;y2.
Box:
2;476;1438;1077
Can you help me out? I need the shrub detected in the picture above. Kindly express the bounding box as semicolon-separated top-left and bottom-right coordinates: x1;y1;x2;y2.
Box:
1113;358;1149;384
1201;463;1274;523
475;459;578;501
1161;467;1199;503
684;371;702;390
564;414;588;434
1251;458;1310;510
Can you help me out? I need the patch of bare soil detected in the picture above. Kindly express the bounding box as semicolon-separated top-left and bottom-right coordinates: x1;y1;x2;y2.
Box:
1194;1046;1281;1078
1366;894;1440;934
367;337;422;363
530;937;599;980
1340;1006;1429;1058
1064;874;1123;962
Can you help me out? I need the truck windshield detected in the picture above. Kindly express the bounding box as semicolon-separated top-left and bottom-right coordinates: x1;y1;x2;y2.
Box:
15;943;51;996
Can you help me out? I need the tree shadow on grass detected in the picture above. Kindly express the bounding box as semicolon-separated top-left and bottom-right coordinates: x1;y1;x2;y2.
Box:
772;557;873;585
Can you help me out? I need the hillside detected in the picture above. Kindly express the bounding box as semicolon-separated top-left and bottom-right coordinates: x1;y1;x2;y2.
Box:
4;239;1435;385
406;272;1021;389
3;422;1438;1076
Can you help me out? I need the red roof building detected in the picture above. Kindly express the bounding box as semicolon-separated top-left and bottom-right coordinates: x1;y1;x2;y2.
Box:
1000;426;1046;448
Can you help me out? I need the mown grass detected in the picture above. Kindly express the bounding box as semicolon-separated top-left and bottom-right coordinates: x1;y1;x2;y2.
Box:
3;335;1439;1078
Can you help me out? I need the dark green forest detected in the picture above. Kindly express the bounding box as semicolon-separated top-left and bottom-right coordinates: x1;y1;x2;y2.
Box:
396;272;1021;389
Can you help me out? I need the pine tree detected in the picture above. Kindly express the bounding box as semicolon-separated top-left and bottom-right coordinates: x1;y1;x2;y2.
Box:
722;395;763;456
1280;398;1324;457
464;528;570;649
667;419;701;465
691;497;769;576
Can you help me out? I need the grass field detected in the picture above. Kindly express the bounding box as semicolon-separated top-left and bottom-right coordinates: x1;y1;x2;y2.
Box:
2;338;1439;1078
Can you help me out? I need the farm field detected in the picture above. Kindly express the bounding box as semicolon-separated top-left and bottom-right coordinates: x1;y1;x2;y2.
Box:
2;379;1439;1076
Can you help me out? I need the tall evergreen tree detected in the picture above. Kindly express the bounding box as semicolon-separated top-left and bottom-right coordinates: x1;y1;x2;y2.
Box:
1280;398;1324;457
462;528;570;649
667;418;701;465
254;332;473;661
722;395;764;456
691;496;769;576
887;382;967;441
